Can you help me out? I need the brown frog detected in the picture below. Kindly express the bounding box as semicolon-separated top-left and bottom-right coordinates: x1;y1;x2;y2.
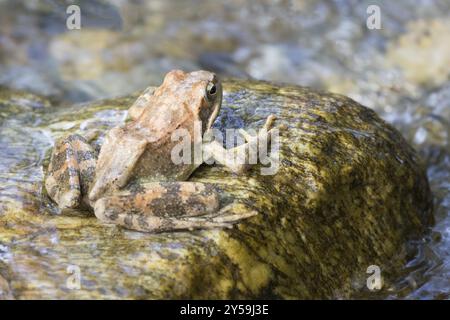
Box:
45;70;275;232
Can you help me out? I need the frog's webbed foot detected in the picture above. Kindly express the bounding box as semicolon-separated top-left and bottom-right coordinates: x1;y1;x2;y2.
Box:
45;134;97;209
93;182;257;232
204;114;276;173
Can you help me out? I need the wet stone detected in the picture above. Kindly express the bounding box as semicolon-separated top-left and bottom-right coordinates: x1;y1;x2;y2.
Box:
0;80;432;299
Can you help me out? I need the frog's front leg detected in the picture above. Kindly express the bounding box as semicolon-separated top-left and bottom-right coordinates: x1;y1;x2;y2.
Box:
45;134;97;209
204;115;276;173
93;182;257;232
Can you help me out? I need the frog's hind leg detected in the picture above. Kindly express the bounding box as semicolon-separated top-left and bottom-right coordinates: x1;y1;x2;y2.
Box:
45;134;97;209
93;182;257;232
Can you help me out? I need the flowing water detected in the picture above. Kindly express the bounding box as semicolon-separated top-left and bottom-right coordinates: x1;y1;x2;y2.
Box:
0;0;449;299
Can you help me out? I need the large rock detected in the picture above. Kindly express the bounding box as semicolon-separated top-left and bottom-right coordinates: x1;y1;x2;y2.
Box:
0;79;432;299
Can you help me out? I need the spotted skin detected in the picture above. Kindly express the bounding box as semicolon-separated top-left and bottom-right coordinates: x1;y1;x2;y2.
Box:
45;134;96;208
45;70;274;233
94;182;256;232
92;182;256;232
45;138;249;231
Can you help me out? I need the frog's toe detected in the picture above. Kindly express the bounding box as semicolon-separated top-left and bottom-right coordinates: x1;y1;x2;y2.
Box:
58;189;82;209
93;197;116;223
263;114;276;131
212;203;258;222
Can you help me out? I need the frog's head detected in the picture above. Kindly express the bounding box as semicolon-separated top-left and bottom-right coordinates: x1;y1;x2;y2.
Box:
163;70;222;134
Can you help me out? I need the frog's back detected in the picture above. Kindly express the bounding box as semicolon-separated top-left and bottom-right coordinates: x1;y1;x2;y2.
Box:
91;69;219;197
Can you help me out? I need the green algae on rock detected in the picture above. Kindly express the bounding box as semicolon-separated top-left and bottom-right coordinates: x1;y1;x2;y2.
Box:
0;80;432;299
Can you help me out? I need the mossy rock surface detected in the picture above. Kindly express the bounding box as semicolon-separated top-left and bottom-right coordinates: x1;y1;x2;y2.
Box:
0;79;432;299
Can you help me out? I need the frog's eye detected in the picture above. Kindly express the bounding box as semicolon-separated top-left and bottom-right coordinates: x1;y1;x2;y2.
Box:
205;82;217;100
